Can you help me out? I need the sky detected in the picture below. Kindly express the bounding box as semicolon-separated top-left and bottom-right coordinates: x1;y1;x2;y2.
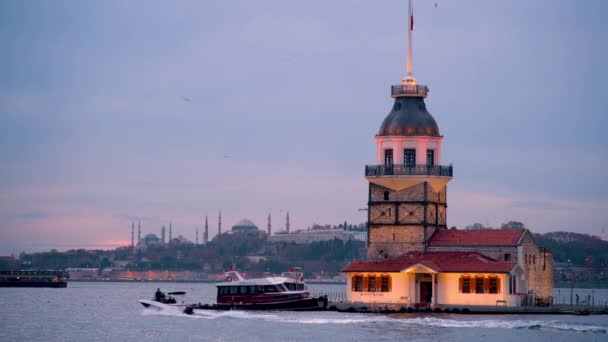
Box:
1;0;607;254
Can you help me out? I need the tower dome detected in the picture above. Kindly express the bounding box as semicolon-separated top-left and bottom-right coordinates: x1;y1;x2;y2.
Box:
378;97;440;136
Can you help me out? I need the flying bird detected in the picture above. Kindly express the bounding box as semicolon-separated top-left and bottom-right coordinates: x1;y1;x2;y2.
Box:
182;96;191;103
435;2;438;7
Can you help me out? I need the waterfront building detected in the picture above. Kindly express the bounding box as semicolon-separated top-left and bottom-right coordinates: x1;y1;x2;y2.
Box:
343;0;553;308
268;228;364;244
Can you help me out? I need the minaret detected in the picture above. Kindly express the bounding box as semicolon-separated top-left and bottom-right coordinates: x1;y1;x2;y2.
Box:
204;215;209;244
137;220;141;247
365;0;452;259
161;225;166;243
131;222;135;249
196;226;199;245
602;227;606;241
286;211;290;233
218;211;222;235
267;213;272;236
169;221;172;242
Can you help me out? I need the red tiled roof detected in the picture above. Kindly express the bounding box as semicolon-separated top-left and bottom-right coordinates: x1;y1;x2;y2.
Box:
428;229;526;246
342;251;516;274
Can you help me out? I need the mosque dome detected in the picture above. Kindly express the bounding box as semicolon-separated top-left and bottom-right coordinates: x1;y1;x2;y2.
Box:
231;219;259;233
378;97;440;136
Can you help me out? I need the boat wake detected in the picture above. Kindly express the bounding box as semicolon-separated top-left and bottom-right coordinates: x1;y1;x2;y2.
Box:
142;308;606;334
392;317;607;334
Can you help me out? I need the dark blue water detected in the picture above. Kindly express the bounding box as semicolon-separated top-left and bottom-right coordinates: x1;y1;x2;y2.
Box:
1;282;606;341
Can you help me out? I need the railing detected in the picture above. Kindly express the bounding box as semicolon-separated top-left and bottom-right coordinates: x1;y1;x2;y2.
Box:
391;84;429;97
365;164;453;177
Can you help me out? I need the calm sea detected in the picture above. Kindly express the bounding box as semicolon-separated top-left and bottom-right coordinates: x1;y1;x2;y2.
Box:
1;282;607;342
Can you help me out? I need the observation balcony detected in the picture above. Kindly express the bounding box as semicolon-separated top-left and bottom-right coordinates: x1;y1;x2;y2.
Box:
391;84;429;98
365;164;453;177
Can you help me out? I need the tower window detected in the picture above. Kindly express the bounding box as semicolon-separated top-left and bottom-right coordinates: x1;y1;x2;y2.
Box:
426;150;435;167
504;253;511;261
404;149;416;167
383;191;389;201
388;208;392;217
393;103;402;111
384;149;394;167
392;233;395;241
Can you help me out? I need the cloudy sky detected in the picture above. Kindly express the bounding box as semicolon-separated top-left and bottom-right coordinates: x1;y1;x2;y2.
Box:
1;0;606;254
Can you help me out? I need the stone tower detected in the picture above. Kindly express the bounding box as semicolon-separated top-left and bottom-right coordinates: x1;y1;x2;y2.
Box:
366;0;453;259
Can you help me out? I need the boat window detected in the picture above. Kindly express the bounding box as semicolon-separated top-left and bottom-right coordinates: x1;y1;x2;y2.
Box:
250;286;256;294
240;286;248;295
230;286;238;295
297;284;304;291
257;286;264;294
264;285;278;293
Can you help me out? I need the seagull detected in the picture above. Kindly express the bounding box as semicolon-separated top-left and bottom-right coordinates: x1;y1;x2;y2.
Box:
182;96;191;103
223;154;231;158
435;2;438;7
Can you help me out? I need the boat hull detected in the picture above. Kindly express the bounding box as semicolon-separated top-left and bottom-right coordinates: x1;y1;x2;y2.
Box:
196;297;324;312
0;281;67;288
139;300;187;311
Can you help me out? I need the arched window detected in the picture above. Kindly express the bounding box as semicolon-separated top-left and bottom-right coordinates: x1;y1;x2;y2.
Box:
368;275;377;292
475;276;485;293
459;274;471;293
352;275;363;292
489;275;500;294
383;191;389;201
380;274;391;292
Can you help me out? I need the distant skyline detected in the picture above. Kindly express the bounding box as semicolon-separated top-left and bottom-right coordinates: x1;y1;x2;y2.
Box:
1;0;607;254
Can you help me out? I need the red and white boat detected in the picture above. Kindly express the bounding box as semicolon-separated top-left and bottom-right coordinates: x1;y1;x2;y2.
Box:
210;267;323;311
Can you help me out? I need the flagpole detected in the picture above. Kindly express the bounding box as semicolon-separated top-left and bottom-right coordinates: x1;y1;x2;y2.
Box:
407;0;413;76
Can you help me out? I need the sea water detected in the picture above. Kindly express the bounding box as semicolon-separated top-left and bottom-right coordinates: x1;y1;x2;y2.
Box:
0;282;606;341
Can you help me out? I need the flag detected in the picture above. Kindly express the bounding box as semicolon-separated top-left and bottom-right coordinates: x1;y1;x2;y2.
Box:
411;9;414;31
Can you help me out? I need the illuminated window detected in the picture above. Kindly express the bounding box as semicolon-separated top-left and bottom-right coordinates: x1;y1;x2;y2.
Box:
489;276;499;294
381;275;390;292
475;277;484;293
354;276;363;292
461;276;471;293
368;276;376;292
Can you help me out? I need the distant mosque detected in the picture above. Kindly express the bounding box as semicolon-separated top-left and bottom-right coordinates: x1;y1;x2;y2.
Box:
230;218;259;233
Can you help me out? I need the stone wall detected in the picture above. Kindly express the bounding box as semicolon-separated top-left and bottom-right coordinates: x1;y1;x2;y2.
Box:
520;232;553;300
367;225;426;259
